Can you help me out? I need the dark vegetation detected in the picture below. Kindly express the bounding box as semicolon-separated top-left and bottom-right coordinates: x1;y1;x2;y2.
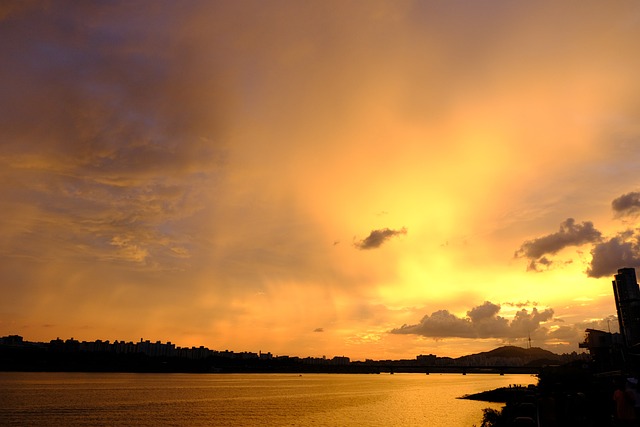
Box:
472;361;628;426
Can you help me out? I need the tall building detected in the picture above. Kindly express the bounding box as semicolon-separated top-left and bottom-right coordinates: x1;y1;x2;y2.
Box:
612;267;640;348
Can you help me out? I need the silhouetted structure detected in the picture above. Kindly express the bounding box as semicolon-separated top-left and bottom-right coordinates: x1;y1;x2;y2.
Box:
579;328;624;371
612;267;640;349
580;268;640;370
2;334;583;374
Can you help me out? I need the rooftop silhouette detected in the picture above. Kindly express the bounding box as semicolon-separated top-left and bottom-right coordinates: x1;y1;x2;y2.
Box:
0;333;583;374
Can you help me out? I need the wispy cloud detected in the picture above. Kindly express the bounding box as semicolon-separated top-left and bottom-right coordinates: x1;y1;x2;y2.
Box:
0;2;225;271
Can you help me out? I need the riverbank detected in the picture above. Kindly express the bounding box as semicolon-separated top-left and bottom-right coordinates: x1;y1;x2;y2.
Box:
465;363;620;426
460;384;536;403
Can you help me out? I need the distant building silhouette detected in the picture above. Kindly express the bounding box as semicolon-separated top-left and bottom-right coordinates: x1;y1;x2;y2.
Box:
612;267;640;348
579;328;624;370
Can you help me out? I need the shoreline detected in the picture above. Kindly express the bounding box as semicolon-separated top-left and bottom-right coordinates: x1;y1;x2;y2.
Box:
460;384;536;403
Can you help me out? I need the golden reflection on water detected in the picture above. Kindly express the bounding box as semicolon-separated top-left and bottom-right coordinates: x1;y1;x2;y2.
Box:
0;372;536;426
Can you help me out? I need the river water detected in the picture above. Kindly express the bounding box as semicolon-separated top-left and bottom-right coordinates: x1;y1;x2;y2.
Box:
0;372;536;426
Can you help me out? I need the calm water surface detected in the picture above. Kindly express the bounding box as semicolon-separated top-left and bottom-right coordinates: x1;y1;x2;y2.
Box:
0;372;536;426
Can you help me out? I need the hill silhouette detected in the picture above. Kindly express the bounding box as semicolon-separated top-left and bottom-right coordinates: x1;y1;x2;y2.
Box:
454;345;564;367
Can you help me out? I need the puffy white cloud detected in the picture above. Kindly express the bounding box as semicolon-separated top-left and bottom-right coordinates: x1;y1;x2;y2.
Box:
391;301;552;340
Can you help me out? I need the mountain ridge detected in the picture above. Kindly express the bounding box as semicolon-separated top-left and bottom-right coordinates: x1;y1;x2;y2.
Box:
451;345;569;367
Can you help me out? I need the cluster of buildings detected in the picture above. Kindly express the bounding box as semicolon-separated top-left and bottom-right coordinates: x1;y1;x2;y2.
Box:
581;267;640;370
0;334;353;365
46;337;269;361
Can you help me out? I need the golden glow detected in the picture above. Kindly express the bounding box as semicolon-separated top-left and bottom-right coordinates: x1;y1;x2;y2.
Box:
1;1;639;360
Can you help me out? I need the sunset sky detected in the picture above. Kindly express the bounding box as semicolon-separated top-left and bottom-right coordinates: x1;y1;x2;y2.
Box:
2;1;640;360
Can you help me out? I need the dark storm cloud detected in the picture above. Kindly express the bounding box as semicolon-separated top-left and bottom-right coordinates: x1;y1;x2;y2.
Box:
0;1;227;268
612;192;640;217
587;232;640;278
516;218;602;259
585;192;640;277
390;301;553;339
354;227;407;250
515;218;601;271
0;0;40;21
517;191;640;276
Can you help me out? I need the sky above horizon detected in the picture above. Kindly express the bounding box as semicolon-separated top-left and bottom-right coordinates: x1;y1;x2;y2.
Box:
2;0;640;360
